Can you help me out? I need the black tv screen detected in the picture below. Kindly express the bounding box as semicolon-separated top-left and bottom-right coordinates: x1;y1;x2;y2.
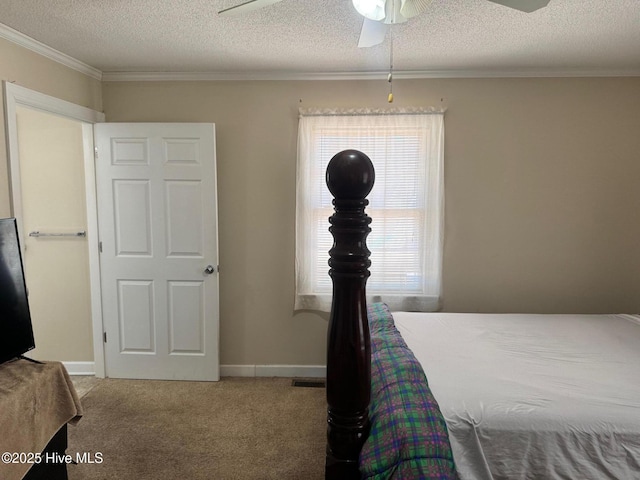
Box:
0;218;35;365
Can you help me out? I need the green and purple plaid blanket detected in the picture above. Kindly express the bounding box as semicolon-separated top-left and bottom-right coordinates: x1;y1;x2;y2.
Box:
360;303;458;480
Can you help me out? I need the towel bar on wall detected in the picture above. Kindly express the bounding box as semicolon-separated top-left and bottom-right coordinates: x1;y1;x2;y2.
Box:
29;231;86;238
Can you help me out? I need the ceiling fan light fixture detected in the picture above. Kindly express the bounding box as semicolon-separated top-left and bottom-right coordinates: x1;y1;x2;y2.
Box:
352;0;387;21
353;0;431;24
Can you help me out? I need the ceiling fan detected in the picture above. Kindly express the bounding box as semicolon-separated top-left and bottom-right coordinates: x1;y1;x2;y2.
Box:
218;0;551;48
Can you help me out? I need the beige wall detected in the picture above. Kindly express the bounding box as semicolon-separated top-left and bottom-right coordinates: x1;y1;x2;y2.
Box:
103;77;640;367
0;36;102;218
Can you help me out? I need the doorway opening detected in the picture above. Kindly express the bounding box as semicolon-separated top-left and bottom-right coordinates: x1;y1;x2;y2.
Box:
4;81;106;376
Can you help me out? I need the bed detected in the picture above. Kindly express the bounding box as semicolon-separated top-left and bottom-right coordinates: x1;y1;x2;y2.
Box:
323;149;640;480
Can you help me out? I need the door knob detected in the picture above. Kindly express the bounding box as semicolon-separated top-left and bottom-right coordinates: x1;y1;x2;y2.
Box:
204;265;215;275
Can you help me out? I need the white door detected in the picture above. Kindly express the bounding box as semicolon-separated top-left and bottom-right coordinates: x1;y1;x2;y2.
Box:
94;123;219;381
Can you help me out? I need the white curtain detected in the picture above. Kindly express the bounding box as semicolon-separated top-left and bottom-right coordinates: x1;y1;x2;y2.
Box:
295;107;445;312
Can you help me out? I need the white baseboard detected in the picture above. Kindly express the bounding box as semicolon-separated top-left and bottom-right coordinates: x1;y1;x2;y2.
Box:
63;361;96;376
219;365;257;377
220;364;326;378
62;362;325;378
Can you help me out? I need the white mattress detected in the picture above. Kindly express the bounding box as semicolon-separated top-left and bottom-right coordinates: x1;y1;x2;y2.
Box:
393;312;640;480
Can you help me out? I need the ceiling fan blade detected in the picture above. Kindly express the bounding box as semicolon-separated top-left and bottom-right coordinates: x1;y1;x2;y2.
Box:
486;0;550;13
358;18;388;48
218;0;284;16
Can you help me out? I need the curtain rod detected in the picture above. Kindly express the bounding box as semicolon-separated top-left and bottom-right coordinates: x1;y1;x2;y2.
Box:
298;107;446;117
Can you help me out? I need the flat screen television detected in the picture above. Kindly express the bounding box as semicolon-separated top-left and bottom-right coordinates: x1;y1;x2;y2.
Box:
0;217;35;365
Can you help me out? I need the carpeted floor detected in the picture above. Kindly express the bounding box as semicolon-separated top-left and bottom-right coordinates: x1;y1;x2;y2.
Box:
67;377;326;480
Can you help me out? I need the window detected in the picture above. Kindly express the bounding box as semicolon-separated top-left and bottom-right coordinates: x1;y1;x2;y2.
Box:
295;108;444;312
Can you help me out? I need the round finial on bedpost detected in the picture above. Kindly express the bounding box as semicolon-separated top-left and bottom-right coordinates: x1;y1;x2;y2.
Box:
326;149;375;201
325;149;375;479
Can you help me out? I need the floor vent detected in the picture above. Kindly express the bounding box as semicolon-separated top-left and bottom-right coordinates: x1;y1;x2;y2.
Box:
291;379;326;388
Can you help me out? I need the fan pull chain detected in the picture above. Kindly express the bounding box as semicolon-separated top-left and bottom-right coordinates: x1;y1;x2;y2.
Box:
388;29;394;103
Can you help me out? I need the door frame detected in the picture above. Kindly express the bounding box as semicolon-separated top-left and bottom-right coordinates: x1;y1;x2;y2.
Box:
3;81;107;376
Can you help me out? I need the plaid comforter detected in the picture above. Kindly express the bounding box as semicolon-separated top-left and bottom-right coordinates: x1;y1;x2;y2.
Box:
359;303;458;480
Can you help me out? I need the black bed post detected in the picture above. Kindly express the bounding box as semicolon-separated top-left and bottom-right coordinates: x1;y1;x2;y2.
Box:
325;149;375;480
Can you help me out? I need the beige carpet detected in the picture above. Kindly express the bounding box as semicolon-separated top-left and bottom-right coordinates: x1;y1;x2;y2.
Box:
67;377;326;480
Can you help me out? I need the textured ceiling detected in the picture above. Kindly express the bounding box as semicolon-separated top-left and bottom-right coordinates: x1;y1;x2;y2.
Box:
0;0;639;78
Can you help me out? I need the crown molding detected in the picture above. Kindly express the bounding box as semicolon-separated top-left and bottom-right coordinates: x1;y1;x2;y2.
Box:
101;71;393;82
0;23;102;80
101;67;640;82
